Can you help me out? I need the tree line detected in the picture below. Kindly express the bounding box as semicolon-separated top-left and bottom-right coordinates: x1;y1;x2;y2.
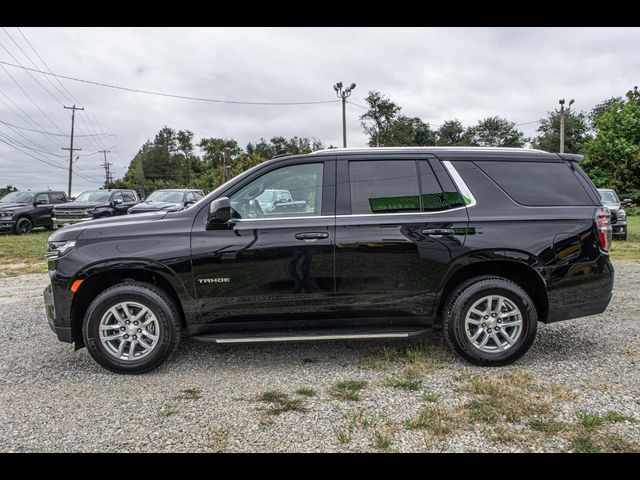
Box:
106;85;639;200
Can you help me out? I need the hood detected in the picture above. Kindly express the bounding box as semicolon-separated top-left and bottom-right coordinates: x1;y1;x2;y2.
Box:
129;201;182;212
48;210;169;242
0;202;29;210
54;201;110;210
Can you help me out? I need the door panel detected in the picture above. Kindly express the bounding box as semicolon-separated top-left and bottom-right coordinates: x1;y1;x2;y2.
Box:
190;158;336;328
333;155;469;322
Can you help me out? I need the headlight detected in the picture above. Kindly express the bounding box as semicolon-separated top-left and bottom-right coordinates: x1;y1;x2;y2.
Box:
0;210;14;217
618;209;626;220
45;240;76;260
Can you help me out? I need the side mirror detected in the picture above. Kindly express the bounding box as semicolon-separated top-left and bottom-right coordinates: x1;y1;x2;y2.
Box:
34;199;47;205
207;197;232;229
622;198;632;206
112;198;123;205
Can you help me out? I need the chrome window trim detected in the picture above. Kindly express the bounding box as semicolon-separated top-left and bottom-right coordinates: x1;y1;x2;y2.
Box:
442;160;477;208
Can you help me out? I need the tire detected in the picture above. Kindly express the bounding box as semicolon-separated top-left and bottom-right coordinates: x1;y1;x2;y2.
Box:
82;281;182;374
14;217;33;235
442;275;538;366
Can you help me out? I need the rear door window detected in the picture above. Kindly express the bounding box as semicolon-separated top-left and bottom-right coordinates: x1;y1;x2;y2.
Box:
349;160;421;214
475;161;593;206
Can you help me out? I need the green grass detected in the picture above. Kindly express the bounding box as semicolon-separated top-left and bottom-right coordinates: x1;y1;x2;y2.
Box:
372;430;393;451
529;418;566;434
295;387;317;397
0;230;49;275
258;390;306;416
329;380;368;401
610;214;640;262
388;368;423;391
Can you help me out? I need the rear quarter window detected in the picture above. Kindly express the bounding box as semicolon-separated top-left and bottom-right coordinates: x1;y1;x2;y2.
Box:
474;161;594;206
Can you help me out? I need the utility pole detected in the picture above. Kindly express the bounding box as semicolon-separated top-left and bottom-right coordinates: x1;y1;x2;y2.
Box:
100;150;112;189
333;82;356;148
62;105;84;197
223;147;231;183
558;98;574;153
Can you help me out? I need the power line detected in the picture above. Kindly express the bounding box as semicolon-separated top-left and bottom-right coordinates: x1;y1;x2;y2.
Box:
0;117;116;137
0;60;341;106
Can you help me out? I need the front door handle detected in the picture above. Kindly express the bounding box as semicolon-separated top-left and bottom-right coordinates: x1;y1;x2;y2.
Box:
295;232;329;240
422;228;455;236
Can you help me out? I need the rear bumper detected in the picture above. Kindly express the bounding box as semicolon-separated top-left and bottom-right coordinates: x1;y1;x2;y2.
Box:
545;254;614;323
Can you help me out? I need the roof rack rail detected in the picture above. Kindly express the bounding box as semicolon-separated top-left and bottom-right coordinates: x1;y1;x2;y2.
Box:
273;150;290;158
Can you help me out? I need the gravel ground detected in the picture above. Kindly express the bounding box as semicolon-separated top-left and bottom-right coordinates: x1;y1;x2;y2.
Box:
1;262;639;452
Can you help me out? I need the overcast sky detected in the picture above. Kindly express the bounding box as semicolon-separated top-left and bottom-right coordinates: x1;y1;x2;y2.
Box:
1;27;639;195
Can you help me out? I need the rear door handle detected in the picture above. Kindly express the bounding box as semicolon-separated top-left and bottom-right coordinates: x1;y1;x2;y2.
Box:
422;228;455;236
295;232;329;240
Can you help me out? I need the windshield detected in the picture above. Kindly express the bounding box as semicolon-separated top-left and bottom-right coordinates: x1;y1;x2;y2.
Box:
74;191;111;203
599;190;619;204
0;191;35;203
146;191;185;203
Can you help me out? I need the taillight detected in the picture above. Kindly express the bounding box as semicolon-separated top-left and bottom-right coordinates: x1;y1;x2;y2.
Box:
595;207;612;251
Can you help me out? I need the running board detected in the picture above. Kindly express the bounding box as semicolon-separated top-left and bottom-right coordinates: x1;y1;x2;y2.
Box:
192;327;428;344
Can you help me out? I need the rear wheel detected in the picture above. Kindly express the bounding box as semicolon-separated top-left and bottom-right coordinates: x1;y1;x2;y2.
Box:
14;217;33;235
442;276;538;366
82;282;182;374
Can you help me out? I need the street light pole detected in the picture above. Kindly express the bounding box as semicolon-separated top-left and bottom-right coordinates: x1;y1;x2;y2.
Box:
334;82;356;148
558;98;574;153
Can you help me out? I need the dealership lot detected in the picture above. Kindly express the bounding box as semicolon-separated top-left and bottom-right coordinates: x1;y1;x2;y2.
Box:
0;262;638;453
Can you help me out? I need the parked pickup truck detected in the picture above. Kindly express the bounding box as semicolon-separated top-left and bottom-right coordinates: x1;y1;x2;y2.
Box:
255;188;307;214
53;189;139;228
0;190;68;234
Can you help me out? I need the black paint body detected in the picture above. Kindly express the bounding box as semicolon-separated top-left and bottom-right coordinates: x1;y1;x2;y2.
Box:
43;148;614;345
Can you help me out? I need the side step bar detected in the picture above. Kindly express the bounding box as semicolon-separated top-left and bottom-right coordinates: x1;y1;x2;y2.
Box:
192;327;428;345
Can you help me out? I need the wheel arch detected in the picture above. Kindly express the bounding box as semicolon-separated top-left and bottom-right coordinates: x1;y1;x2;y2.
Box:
436;254;549;324
69;261;195;349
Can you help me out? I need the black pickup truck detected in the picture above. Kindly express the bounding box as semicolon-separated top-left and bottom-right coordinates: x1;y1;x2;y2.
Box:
0;190;68;234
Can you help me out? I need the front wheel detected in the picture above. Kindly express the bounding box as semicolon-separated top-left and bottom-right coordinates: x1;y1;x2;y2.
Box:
14;217;33;235
442;276;538;366
82;282;182;374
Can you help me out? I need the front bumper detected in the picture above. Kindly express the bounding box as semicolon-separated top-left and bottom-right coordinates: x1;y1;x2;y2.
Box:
612;220;627;237
43;282;74;343
0;219;16;231
52;217;91;229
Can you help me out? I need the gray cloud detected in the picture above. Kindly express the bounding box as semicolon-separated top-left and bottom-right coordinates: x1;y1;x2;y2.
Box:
0;27;639;195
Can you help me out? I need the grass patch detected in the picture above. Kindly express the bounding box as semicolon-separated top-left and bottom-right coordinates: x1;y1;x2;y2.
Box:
364;338;451;372
0;230;49;276
610;214;640;262
422;392;440;403
405;404;463;436
329;379;368;401
603;411;639;424
295;387;316;397
388;368;423;391
258;390;306;416
335;429;351;445
373;430;393;451
347;409;376;430
458;371;549;423
529;418;566;434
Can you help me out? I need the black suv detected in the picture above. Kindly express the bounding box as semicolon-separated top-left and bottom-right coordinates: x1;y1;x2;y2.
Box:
52;189;139;229
43;147;614;373
0;190;68;234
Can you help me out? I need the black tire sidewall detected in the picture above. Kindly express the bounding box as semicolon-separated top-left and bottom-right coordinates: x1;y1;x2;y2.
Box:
83;284;179;374
445;279;537;366
15;218;32;235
